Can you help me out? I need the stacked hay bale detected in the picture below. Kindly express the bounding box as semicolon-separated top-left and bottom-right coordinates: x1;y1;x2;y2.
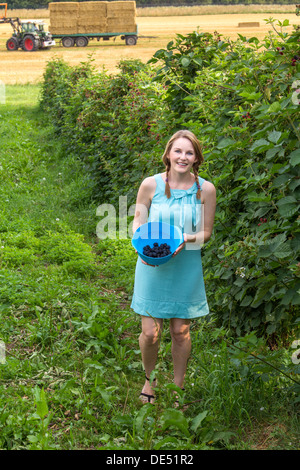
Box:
49;1;136;35
77;2;107;34
106;1;136;33
49;2;79;34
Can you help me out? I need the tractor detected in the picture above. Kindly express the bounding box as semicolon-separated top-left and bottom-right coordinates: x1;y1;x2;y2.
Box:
0;3;55;51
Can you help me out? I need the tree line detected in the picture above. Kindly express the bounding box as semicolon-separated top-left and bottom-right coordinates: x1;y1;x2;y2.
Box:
4;0;298;12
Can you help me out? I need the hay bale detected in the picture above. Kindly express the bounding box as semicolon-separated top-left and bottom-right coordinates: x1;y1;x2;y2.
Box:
49;2;79;13
78;23;106;33
78;1;107;14
50;20;78;27
77;18;107;27
107;11;135;19
107;19;135;26
107;18;136;32
107;24;136;33
107;1;135;10
49;25;78;34
78;13;106;21
107;1;136;17
238;22;260;27
51;12;78;18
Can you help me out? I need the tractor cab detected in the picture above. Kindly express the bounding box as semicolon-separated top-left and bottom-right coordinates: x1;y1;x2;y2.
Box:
21;20;46;34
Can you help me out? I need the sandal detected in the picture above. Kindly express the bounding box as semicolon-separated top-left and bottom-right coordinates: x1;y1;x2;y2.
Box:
139;374;156;404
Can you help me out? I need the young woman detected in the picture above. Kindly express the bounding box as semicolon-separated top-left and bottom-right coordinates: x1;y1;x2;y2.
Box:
131;130;216;404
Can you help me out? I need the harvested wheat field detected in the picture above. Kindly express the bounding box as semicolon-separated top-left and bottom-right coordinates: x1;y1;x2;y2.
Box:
0;12;299;84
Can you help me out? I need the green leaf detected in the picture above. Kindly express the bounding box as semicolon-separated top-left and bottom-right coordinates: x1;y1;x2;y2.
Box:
161;409;190;437
181;57;190;67
153;436;179;450
258;239;293;262
250;139;272;153
281;289;298;305
240;295;253;307
239;91;262;101
268;102;281;113
191;410;209;433
268;130;281;144
217;137;235;149
276;196;299;217
289;149;300;167
192;58;202;66
27;435;39;443
247;191;271;202
273;243;293;259
34;387;48;419
134;404;153;435
251;285;272;307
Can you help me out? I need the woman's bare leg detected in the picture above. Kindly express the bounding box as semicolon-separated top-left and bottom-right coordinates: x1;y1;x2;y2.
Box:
170;318;191;389
139;316;163;401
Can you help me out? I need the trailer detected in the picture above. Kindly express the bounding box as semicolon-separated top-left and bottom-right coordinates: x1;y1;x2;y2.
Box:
49;1;138;47
52;28;138;48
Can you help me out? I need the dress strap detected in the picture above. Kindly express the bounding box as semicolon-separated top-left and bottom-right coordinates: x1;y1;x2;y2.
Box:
154;173;165;186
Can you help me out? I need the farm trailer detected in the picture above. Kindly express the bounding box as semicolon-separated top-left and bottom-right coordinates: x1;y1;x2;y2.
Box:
51;29;138;47
49;1;138;47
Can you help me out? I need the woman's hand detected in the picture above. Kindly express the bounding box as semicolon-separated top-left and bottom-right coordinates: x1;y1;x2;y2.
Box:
141;258;157;267
172;241;185;257
172;233;197;258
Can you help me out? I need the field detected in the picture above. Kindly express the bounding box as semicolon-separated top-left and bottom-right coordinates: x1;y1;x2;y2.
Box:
0;10;299;84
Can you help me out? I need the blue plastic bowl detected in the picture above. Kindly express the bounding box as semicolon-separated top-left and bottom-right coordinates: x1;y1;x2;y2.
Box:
132;221;184;266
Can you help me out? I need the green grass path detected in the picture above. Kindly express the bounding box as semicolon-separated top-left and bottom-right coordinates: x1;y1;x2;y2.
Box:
0;84;140;450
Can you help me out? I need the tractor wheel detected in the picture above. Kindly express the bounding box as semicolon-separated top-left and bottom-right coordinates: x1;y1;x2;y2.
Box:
62;37;74;47
22;35;39;52
6;37;18;51
125;36;137;46
75;36;88;47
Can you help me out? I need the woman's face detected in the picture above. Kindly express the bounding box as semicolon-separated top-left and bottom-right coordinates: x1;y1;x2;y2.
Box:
168;137;197;174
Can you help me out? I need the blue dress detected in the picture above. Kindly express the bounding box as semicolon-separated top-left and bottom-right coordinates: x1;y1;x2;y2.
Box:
130;173;209;320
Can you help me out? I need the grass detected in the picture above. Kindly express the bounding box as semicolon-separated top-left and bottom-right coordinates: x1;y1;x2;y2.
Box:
0;84;298;450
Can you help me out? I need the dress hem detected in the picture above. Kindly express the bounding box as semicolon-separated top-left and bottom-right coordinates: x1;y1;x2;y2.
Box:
131;294;209;320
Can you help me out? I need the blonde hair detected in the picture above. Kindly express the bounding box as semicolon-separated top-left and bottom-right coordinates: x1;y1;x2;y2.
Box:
162;130;204;199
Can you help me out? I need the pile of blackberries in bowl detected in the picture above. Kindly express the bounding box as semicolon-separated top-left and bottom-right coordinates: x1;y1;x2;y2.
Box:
143;242;171;259
132;221;184;266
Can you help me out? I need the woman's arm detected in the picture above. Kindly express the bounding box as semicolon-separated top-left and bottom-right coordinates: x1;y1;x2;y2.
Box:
132;176;156;234
186;180;216;245
173;181;216;255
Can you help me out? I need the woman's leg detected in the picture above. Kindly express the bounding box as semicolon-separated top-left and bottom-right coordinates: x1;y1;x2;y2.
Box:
139;315;163;400
169;318;191;389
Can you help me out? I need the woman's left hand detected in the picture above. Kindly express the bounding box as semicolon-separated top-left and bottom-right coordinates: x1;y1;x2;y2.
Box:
172;233;197;257
172;241;185;257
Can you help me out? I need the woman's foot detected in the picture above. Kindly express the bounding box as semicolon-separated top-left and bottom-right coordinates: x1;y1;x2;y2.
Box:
173;387;187;409
139;375;156;404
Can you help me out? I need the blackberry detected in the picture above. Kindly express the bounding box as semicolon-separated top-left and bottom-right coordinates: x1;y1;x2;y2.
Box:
142;242;172;258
